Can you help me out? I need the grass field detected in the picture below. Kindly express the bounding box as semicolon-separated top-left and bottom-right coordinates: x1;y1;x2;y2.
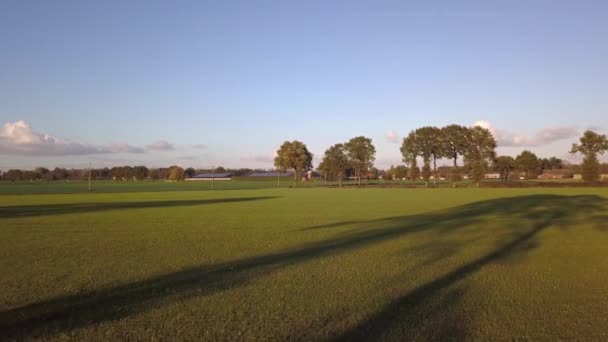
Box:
1;187;608;340
0;179;307;195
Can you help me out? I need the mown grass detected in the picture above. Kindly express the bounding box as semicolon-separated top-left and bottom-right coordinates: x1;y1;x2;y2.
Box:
1;188;608;340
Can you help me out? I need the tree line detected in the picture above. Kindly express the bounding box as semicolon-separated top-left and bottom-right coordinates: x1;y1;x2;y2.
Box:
274;127;608;186
0;165;263;182
2;129;607;184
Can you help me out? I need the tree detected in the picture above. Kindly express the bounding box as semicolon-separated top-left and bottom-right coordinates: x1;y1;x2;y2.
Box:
441;124;470;184
494;156;516;182
515;150;540;179
184;167;196;178
149;168;160;180
51;167;69;180
3;169;23;182
318;143;349;187
34;167;50;181
539;157;563;171
401;127;440;186
416;126;442;185
570;130;608;182
464;126;497;187
369;167;380;180
132;166;149;181
388;165;408;180
274;140;314;187
401;131;420;182
344;136;376;186
168;165;185;181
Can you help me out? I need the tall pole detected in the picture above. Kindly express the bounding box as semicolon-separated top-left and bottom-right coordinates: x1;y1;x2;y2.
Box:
211;165;214;190
88;162;92;192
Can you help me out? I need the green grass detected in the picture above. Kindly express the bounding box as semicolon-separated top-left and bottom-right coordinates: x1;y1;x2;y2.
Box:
1;188;608;340
0;179;318;194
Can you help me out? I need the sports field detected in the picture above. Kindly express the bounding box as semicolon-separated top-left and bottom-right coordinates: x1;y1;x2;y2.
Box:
1;187;608;340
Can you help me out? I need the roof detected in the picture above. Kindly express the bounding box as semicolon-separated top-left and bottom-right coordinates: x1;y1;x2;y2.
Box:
248;172;294;177
191;173;232;178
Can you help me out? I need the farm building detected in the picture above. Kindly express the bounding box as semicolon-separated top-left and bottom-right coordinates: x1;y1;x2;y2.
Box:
484;173;501;179
186;173;232;181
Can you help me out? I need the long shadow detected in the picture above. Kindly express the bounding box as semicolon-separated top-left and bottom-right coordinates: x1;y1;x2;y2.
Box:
1;195;606;340
333;206;565;340
0;196;277;219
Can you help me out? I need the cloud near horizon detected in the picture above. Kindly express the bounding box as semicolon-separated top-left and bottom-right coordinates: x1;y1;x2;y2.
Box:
146;140;175;151
0;120;170;156
473;120;578;147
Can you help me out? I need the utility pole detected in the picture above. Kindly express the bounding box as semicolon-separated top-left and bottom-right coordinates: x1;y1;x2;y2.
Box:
88;162;92;192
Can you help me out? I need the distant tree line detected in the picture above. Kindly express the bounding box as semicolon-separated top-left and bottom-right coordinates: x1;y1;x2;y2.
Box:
0;165;267;182
2;130;607;185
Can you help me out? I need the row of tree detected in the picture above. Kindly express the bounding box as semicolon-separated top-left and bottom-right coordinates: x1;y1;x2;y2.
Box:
400;125;498;186
273;137;378;187
0;166;187;182
0;165;287;182
3;130;607;184
273;128;608;187
494;131;608;182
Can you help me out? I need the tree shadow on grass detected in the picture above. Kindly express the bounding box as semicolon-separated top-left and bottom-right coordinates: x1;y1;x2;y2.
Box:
0;196;278;219
1;195;606;340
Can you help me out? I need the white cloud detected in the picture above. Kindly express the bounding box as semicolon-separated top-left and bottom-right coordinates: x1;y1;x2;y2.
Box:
0;120;107;155
0;120;161;156
109;143;145;154
385;130;399;143
473;120;578;147
191;144;207;149
146;140;175;151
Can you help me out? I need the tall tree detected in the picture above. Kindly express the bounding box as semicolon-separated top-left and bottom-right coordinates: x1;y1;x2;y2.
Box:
345;136;376;186
539;157;564;171
406;127;441;186
400;131;420;182
184;167;196;178
168;166;185;181
441;124;470;184
464;126;497;187
515;150;540;179
318;143;349;187
274;140;314;187
494;156;516;182
570;130;608;182
149;168;160;180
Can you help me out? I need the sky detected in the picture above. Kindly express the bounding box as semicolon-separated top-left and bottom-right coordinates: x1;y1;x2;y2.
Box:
1;0;607;170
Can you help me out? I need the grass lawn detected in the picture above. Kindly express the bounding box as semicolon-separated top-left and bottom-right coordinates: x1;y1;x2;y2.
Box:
1;187;608;340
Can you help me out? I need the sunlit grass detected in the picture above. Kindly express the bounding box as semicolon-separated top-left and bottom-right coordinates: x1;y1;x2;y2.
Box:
1;188;607;340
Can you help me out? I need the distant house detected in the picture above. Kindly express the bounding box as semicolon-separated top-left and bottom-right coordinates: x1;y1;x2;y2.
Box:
186;172;232;181
538;170;573;179
484;173;501;179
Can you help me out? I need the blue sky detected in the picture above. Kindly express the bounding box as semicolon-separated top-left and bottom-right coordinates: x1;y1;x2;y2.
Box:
1;0;607;170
